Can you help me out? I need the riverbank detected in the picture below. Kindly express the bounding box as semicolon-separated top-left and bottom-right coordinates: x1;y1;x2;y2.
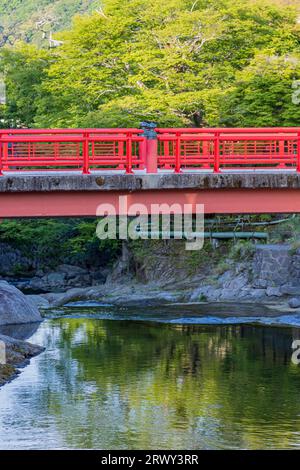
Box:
23;239;300;314
1;218;300;308
27;282;299;314
0;334;44;387
0;281;44;387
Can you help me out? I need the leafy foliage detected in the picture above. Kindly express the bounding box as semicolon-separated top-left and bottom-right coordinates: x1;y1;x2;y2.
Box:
0;0;99;47
0;44;51;127
1;0;300;128
0;219;121;270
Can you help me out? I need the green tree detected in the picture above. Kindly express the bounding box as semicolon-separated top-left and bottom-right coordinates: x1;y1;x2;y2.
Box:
220;52;300;126
1;0;300;128
0;43;50;127
33;0;300;128
0;0;99;47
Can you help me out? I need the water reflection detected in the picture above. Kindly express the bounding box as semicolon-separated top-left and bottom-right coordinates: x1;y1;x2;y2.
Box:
0;318;300;449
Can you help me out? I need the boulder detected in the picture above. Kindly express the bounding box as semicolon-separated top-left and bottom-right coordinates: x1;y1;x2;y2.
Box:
280;286;300;296
26;295;50;309
0;333;44;386
0;281;42;325
266;287;283;297
249;289;267;300
56;264;88;278
289;297;300;309
189;285;212;302
227;274;249;290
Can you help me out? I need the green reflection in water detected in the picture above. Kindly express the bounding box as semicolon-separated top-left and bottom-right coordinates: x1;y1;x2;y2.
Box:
1;318;300;449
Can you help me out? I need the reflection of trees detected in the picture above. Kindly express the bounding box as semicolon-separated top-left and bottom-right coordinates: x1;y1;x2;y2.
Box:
12;319;300;449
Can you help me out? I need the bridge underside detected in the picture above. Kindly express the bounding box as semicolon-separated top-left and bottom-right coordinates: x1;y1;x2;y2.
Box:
0;188;299;217
0;173;300;217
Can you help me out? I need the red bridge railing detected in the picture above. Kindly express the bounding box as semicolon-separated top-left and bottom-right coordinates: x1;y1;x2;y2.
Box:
0;127;299;174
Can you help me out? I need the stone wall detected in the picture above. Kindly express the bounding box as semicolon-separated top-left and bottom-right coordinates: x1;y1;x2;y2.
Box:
252;245;293;288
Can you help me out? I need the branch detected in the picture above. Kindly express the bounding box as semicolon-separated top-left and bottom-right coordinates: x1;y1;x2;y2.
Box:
95;7;108;19
190;0;199;12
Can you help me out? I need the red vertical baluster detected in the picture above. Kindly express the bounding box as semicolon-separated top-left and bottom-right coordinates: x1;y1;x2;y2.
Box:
214;131;220;173
202;140;210;169
297;132;300;172
164;141;170;169
0;134;2;175
118;137;125;170
3;139;8;171
175;132;181;173
82;131;90;174
278;137;285;168
126;132;133;174
138;137;146;170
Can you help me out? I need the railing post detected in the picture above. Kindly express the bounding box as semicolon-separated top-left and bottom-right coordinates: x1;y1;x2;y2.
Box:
126;132;133;174
214;131;221;173
140;121;157;173
297;132;300;173
3;139;8;172
82;131;90;175
175;132;181;174
0;134;2;176
137;137;146;170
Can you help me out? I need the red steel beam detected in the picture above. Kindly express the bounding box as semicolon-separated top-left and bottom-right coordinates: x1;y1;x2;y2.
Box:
0;189;299;217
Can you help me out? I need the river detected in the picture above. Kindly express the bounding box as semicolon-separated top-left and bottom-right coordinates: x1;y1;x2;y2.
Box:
0;305;300;449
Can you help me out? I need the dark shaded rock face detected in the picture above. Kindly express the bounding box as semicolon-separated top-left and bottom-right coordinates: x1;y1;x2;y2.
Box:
13;264;108;293
0;243;33;276
0;281;42;325
0;322;40;341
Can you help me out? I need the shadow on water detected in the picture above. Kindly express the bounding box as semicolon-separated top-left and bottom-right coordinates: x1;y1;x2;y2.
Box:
0;322;40;340
50;302;300;327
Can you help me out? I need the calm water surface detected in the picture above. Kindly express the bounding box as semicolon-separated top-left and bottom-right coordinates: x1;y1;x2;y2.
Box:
0;306;300;449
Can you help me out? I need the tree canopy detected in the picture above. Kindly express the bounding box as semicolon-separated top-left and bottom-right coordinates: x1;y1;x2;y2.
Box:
0;0;98;47
1;0;300;128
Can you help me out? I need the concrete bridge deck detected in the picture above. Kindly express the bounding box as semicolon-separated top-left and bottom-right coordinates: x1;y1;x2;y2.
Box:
0;171;299;217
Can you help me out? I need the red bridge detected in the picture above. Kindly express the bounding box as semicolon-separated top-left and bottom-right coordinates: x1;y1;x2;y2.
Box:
0;126;300;217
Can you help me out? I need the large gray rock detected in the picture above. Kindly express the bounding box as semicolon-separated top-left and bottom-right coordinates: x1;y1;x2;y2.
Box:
280;285;300;296
26;295;50;309
0;281;42;325
57;264;88;278
289;297;300;309
266;287;283;297
0;333;44;386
